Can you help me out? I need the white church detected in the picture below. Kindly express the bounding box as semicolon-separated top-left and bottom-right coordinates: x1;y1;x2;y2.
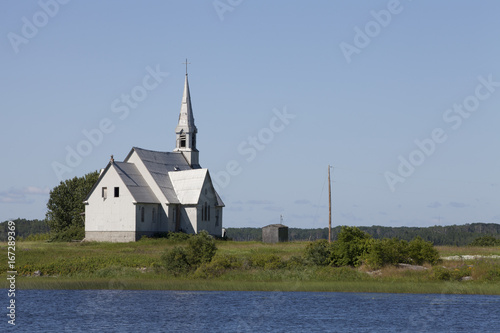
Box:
84;72;224;242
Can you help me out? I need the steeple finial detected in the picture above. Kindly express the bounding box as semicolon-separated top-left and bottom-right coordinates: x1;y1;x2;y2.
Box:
182;58;190;75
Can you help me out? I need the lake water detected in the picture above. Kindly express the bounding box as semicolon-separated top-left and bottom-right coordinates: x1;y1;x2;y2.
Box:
2;289;500;332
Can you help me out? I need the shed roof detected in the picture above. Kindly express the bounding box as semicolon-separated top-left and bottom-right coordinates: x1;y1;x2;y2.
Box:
263;224;288;229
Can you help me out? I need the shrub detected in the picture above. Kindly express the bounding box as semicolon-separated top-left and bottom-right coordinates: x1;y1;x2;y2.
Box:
286;255;306;269
161;246;190;275
18;233;50;242
330;226;371;267
469;236;500;247
249;253;285;270
193;254;242;278
433;266;451;281
49;225;85;242
407;236;440;265
161;231;217;275
185;231;217;266
432;265;471;281
168;232;192;242
304;239;332;266
364;238;408;269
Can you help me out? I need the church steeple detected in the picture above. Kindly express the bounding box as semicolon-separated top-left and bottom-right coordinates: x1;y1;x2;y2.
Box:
174;72;199;168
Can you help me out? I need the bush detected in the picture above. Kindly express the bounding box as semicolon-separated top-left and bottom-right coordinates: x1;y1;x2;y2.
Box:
304;239;332;266
469;236;500;247
161;231;217;275
193;254;242;278
248;253;285;270
286;255;306;269
18;233;50;242
49;225;85;242
365;236;439;268
186;231;217;266
168;232;192;242
161;246;190;275
330;226;371;267
407;236;440;265
432;265;471;281
433;266;451;281
364;238;408;269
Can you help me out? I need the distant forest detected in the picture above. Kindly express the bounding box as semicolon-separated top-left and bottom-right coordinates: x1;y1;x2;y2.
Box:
1;219;499;246
226;223;500;246
0;218;50;241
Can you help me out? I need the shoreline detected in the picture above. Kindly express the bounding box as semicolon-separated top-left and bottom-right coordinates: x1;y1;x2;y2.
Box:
5;276;500;295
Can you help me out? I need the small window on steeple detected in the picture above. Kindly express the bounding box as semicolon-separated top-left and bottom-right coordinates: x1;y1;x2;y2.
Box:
180;134;186;148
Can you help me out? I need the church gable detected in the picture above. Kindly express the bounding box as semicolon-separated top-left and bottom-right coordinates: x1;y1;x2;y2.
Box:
168;169;208;205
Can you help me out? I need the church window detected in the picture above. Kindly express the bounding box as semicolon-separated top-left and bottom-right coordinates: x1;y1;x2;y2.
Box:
102;187;107;199
180;134;186;148
192;133;196;149
202;202;210;221
152;208;156;223
141;207;145;222
114;187;119;197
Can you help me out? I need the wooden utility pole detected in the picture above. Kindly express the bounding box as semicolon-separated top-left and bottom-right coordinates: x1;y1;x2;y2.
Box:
328;165;332;243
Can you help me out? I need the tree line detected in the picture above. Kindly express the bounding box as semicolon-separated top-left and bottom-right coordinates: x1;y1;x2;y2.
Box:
226;223;500;246
0;218;50;241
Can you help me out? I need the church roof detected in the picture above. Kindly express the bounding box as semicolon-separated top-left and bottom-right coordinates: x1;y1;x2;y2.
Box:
125;147;196;204
169;169;208;204
113;162;159;203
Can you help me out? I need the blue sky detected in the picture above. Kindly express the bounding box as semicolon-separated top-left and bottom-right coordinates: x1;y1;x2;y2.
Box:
1;1;499;228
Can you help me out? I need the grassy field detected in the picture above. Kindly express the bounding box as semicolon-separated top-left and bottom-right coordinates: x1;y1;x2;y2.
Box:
2;239;500;294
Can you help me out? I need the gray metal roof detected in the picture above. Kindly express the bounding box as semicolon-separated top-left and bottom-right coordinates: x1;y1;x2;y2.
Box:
113;162;160;203
131;148;194;204
263;224;288;229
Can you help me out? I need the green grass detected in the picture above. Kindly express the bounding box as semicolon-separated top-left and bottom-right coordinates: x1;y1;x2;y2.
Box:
2;239;500;294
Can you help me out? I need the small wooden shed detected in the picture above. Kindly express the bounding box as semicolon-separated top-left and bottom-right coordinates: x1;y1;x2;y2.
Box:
262;224;288;243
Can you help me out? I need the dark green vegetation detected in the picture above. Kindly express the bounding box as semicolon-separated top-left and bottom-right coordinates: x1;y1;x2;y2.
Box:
303;227;440;269
0;218;49;242
161;231;217;275
45;171;99;241
227;223;500;246
469;235;500;247
2;227;500;294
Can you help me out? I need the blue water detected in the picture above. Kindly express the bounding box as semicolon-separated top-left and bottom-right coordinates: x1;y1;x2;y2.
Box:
2;289;500;332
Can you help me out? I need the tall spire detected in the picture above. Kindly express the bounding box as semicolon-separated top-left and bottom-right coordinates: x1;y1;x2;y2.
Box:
174;71;199;168
175;74;196;132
